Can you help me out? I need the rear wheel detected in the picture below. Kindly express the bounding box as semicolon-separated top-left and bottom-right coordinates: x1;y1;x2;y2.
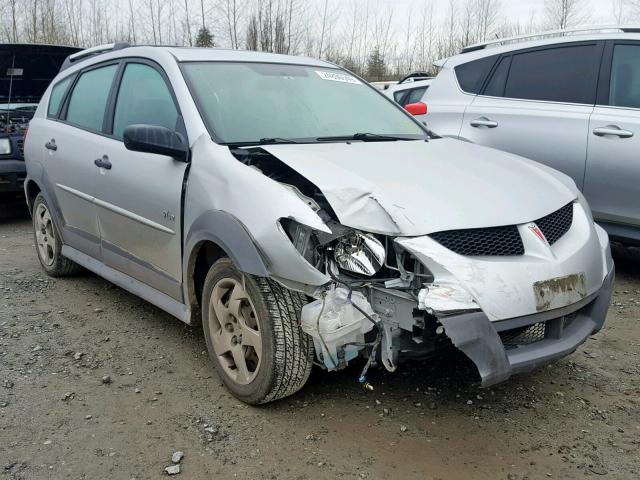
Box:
202;258;314;404
32;193;81;277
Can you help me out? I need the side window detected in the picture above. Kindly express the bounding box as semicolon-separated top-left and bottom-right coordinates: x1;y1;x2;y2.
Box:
394;87;427;107
394;90;407;103
503;44;600;104
112;63;178;139
66;64;118;131
47;76;73;118
455;55;498;94
483;57;511;97
404;87;427;106
608;44;640;109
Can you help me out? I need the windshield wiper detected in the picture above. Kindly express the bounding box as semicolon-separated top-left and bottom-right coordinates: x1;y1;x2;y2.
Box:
316;132;417;142
224;137;299;147
258;137;298;144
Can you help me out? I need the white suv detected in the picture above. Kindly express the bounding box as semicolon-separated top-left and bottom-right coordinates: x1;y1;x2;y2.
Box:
424;26;640;245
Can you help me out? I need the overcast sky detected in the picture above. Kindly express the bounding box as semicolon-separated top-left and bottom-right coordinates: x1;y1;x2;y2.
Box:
385;0;619;26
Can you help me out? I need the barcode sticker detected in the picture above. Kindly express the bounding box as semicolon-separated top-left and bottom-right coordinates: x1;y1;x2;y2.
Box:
315;70;361;84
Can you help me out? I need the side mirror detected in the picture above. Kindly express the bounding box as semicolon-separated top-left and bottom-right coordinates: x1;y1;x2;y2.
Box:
405;102;427;116
123;124;188;161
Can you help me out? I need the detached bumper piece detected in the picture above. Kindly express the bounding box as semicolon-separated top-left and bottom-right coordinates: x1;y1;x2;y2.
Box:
439;266;614;386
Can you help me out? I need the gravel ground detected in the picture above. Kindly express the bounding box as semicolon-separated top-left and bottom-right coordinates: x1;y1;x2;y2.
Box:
1;204;639;480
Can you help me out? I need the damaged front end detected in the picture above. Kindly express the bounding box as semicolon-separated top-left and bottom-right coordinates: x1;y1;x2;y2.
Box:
230;145;614;388
280;214;482;383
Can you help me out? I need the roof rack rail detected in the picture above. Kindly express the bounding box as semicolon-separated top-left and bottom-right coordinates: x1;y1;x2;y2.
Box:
461;25;640;53
398;71;433;84
60;42;130;70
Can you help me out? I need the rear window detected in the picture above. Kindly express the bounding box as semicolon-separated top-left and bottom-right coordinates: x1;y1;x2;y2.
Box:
503;44;600;104
454;55;497;94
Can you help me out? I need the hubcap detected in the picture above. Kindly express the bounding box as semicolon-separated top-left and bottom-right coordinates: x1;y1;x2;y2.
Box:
34;203;56;266
208;277;262;385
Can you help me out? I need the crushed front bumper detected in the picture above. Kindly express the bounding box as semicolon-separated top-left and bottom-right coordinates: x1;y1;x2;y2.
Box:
439;265;615;386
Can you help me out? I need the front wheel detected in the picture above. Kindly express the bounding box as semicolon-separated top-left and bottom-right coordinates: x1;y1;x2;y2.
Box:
202;258;314;404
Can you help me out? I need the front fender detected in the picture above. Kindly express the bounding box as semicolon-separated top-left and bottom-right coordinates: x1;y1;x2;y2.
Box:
183;210;269;278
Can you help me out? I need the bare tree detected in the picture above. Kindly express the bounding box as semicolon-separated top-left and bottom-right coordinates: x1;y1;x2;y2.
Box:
544;0;591;29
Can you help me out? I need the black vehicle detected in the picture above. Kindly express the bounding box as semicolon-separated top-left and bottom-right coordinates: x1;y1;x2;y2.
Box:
1;44;80;198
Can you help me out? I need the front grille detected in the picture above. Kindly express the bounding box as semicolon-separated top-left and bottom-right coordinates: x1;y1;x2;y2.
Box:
535;202;573;245
499;322;546;350
430;225;524;256
430;203;574;257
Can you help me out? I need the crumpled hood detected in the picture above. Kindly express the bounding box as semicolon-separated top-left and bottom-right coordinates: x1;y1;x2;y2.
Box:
263;139;577;236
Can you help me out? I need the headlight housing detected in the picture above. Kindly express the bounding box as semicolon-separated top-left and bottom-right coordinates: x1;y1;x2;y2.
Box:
334;232;385;277
279;218;386;277
0;138;11;155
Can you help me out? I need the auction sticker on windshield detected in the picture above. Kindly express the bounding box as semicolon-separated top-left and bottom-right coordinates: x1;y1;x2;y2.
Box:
315;70;361;84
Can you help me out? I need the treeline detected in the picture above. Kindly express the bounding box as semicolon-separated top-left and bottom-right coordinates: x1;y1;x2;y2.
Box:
0;0;635;81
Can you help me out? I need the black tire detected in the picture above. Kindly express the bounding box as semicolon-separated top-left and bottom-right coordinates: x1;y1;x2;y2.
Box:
202;258;314;404
32;193;81;277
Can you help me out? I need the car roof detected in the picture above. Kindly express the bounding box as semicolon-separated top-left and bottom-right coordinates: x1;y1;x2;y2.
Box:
441;28;640;67
65;44;338;72
166;46;336;67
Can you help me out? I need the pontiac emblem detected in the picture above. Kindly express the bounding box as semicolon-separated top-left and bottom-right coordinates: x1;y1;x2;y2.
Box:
529;224;547;244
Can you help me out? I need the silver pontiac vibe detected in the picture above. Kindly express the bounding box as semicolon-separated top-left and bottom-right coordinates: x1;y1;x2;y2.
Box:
24;43;613;404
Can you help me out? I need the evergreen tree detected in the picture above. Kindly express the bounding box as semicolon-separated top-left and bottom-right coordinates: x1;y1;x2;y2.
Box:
366;47;386;82
195;27;214;47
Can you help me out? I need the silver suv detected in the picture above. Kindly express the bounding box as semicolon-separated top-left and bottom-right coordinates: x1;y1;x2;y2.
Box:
25;43;613;404
425;26;640;244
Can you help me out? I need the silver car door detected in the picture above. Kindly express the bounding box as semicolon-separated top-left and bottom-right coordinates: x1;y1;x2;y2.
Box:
459;42;603;189
93;61;187;300
585;41;640;232
41;63;119;259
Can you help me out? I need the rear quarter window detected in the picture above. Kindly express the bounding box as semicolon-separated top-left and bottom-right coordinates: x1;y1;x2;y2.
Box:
47;76;73;118
454;55;498;94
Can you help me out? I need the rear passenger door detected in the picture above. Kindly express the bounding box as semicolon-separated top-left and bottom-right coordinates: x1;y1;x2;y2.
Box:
459;42;604;188
584;41;640;231
43;63;119;259
93;60;187;301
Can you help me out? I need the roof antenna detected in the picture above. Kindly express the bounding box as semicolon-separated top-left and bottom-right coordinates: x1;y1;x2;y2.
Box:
5;54;16;133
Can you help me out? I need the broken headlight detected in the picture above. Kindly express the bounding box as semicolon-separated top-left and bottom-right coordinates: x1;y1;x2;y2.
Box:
334;232;385;277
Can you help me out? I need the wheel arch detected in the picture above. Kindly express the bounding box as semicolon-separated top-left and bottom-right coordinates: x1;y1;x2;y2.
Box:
183;210;270;320
24;179;42;214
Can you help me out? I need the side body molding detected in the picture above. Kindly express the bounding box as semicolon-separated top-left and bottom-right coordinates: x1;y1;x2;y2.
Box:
183;210;270;279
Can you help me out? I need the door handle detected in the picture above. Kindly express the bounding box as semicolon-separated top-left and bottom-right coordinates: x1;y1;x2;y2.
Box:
470;117;498;128
593;125;633;138
44;139;57;151
94;155;112;170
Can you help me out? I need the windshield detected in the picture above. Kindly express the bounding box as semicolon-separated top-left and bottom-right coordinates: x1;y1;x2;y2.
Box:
181;62;426;144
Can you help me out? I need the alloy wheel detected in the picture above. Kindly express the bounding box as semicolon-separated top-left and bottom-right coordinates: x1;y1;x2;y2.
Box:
208;277;262;385
34;203;56;266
